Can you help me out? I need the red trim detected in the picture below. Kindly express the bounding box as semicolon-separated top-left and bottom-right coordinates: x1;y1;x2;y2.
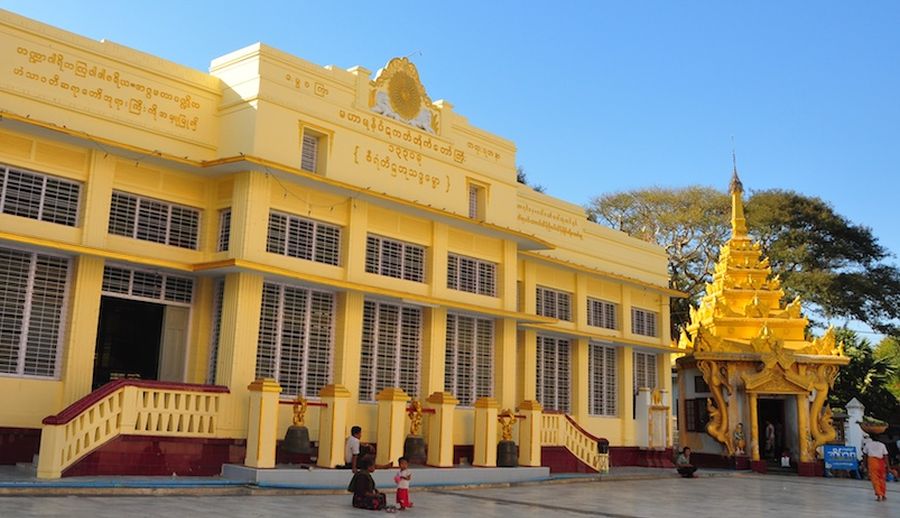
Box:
43;380;229;425
278;400;328;407
563;414;606;443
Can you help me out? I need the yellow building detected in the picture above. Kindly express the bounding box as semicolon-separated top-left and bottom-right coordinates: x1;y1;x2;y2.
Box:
675;171;849;476
0;10;678;477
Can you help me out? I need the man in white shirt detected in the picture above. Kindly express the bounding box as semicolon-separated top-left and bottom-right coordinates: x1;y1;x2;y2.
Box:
345;426;363;472
863;436;888;501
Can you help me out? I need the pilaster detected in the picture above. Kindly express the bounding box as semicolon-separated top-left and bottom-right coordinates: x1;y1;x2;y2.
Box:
620;344;635;444
61;255;105;404
518;400;543;467
495;318;518;409
473;397;499;467
571;338;590;424
425;391;458;467
81;151;115;248
317;384;352;468
229;170;270;261
244;378;282;468
375;387;410;466
421;307;448;397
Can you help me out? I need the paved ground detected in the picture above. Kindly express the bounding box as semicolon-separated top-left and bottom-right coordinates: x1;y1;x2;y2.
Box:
0;474;896;517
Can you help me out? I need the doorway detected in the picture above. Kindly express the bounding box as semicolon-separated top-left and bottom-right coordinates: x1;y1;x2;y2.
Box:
757;398;785;461
93;296;190;389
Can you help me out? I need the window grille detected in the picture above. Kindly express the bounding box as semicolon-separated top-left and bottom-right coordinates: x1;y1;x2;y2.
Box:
217;209;231;252
255;282;334;398
447;253;496;296
108;191;200;250
0;163;81;226
536;286;573;321
266;211;341;266
301;132;319;172
588;342;617;416
0;246;70;378
359;300;422;401
536;335;570;413
444;313;494;406
206;279;225;384
685;398;710;432
631;307;658;337
365;235;425;283
102;265;194;305
633;351;658;392
587;298;617;330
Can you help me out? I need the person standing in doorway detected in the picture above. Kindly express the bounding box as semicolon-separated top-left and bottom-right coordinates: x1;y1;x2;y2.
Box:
864;436;889;501
764;420;776;459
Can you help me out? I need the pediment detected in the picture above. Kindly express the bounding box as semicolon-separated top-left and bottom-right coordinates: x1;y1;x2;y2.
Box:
369;58;440;133
743;366;810;394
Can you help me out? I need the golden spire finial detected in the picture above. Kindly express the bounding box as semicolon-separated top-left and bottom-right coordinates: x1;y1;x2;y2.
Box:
729;147;748;236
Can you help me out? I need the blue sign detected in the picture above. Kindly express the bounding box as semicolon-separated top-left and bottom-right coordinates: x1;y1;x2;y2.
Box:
824;445;858;470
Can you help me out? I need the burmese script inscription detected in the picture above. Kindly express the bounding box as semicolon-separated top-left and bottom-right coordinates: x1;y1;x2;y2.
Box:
4;40;211;137
339;109;465;164
353;143;450;193
517;202;583;239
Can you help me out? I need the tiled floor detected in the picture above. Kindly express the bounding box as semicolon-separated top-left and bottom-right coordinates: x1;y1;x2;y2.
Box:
0;474;896;517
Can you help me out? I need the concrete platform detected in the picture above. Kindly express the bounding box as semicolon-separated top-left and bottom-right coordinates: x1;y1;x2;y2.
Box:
221;464;551;489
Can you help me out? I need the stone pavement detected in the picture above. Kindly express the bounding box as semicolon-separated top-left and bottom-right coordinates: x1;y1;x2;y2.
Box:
0;473;896;517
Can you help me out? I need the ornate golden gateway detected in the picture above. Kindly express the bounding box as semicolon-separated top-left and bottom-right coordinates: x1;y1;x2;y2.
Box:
677;169;849;464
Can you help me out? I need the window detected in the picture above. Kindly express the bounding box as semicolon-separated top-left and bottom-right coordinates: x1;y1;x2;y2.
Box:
108;191;200;250
102;265;194;305
0;246;70;378
206;278;225;384
256;282;335;398
444;314;494;406
684;398;709;432
447;253;496;296
217;209;231;252
0;163;81;226
365;235;425;282
536;286;572;321
589;342;617;416
359;300;421;401
300;128;326;173
266;211;341;266
536;335;570;413
587;298;617;330
633;351;658;392
467;183;485;220
631;307;658;337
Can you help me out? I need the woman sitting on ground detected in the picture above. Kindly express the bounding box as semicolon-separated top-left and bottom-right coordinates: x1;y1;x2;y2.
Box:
348;457;388;510
676;447;698;478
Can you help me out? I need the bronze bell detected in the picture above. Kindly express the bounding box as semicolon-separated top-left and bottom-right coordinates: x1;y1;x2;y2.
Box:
283;424;311;454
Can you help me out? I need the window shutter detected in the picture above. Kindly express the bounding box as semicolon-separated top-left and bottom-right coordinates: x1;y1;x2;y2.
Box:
217;209;231;252
301;133;318;172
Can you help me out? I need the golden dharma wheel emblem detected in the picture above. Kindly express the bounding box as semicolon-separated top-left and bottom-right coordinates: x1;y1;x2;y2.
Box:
387;70;422;121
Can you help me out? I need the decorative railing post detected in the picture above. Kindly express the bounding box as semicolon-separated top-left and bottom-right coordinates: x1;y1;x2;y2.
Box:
473;397;499;467
375;387;410;466
425;392;458;467
245;378;282;468
518;400;542;467
316;384;350;468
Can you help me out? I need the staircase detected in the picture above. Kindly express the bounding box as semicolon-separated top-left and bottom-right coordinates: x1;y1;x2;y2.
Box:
541;413;609;473
36;380;230;479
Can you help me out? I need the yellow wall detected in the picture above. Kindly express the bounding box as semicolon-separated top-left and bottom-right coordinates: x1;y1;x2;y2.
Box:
0;9;676;452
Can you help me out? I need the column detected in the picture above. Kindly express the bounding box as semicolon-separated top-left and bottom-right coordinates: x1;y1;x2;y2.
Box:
244;378;282;468
375;387;409;466
620;345;635;444
797;394;811;463
61;256;105;404
749;392;761;472
518;400;543;467
215;271;264;436
229;170;270;261
495;318;518;410
571;338;590;424
332;291;364;422
661;352;674;448
473;397;499;467
317;384;351;468
520;329;538;402
81;151;115;248
420;307;448;398
501;240;518;312
425;392;458;467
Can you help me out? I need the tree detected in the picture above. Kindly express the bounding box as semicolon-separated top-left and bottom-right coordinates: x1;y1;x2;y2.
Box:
829;330;900;422
586;186;900;336
516;166;545;193
875;336;900;401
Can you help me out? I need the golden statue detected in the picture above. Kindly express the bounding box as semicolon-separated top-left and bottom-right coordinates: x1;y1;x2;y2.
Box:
291;396;308;426
498;409;518;441
733;423;746;456
407;399;424;436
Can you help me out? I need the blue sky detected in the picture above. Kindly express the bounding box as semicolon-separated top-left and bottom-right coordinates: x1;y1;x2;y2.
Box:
4;1;899;326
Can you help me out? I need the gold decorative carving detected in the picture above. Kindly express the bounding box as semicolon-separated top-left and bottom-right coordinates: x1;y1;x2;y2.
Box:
371;57;439;133
808;364;840;447
387;69;422;120
291;396;308;426
497;409;518;441
698;360;734;454
651;388;663;406
407;400;424;436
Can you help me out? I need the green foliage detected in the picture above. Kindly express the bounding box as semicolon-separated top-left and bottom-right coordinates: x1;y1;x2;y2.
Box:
875;336;900;400
586;186;900;337
516;166;545;193
829;329;900;422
